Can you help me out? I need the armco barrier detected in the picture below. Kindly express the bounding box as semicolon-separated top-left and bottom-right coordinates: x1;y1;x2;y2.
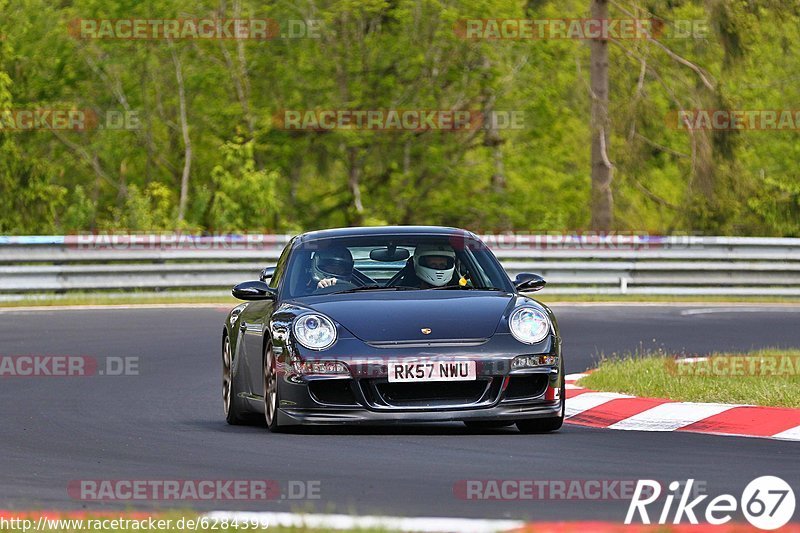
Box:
1;234;799;297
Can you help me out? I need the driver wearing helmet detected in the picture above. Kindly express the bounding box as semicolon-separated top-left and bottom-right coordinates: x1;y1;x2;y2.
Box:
311;247;355;289
400;244;457;289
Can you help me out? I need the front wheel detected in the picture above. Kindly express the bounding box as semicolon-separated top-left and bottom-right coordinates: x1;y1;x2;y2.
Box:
516;373;565;434
263;342;282;432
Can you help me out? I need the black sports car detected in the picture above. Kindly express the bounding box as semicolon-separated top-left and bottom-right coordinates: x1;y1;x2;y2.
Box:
222;226;564;433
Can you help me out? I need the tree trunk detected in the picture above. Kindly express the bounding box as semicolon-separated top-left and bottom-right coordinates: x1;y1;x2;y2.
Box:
590;0;613;231
171;44;192;224
347;146;365;225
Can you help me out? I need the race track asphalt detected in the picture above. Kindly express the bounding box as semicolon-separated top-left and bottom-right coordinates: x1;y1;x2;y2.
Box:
0;304;798;522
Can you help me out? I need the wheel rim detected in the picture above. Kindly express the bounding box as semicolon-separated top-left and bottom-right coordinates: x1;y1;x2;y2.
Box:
222;337;232;416
264;346;277;425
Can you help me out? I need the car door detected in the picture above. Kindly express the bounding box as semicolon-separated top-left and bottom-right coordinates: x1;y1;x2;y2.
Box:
240;239;293;396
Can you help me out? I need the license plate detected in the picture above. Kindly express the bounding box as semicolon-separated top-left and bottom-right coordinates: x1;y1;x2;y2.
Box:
388;361;476;382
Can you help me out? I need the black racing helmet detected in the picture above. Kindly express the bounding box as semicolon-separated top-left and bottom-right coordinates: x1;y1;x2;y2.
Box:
312;247;354;280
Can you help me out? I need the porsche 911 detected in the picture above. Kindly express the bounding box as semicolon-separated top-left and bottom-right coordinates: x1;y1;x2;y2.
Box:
222;226;564;433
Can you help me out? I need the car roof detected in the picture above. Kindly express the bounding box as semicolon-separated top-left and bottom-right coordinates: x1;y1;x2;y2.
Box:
295;225;478;244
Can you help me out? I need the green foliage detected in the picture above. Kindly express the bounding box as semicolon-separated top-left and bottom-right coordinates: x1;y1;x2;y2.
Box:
0;138;67;233
208;139;280;232
747;177;800;237
61;185;96;231
106;182;177;231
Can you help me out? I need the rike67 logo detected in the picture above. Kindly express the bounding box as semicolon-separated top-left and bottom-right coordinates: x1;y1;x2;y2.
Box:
626;477;795;530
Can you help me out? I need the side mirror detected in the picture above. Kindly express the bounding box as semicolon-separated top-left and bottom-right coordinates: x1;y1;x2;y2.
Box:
232;280;276;301
514;273;546;292
259;267;275;282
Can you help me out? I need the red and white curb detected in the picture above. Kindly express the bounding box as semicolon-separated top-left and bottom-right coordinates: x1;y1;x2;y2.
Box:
565;373;800;441
204;512;800;532
6;511;799;532
202;512;800;532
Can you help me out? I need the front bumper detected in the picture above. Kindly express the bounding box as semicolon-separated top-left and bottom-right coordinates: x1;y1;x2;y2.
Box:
276;396;562;426
268;345;564;425
255;332;563;426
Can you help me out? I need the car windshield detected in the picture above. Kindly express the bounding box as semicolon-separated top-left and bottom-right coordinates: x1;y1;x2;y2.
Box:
283;234;513;298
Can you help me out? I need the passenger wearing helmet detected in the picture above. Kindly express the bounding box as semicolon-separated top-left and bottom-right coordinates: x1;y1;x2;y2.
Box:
311;247;355;289
397;244;457;288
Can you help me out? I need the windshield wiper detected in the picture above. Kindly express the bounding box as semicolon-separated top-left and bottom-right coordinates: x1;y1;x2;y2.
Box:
333;285;417;294
427;285;505;291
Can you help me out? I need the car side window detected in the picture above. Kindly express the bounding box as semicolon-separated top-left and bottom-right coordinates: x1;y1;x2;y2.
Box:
269;240;293;290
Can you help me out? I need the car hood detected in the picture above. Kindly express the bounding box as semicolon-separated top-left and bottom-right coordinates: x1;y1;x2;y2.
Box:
299;291;516;343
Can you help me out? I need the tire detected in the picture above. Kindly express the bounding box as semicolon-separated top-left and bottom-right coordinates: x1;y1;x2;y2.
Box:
223;334;250;425
263;341;283;432
463;421;515;430
516;372;565;434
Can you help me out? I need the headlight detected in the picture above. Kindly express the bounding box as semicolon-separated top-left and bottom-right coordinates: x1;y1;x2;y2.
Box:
293;313;338;351
509;307;551;344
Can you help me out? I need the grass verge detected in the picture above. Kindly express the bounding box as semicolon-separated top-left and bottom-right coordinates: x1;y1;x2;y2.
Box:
534;294;800;304
579;348;800;408
0;294;238;308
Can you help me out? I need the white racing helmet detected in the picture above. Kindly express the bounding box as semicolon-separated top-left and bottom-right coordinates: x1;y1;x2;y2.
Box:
413;244;456;287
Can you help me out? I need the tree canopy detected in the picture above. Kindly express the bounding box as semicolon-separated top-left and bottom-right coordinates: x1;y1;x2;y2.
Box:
0;0;798;235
